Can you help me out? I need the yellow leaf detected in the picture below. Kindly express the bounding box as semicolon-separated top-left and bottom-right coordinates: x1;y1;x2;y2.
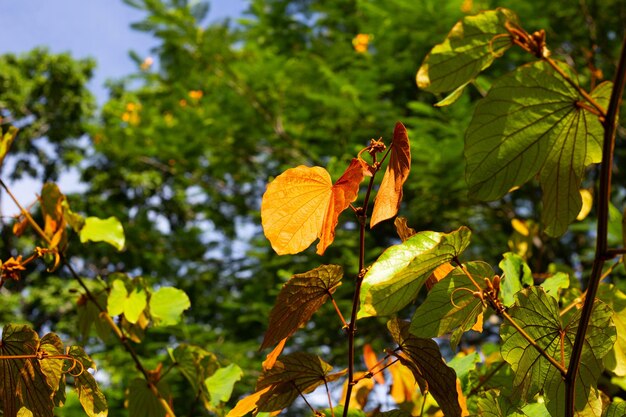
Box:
371;122;411;227
262;338;286;371
363;344;385;384
226;386;271;417
471;312;484;332
262;159;367;255
576;189;593;221
511;218;529;236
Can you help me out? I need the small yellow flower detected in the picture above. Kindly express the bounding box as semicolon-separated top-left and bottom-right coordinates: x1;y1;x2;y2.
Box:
126;102;137;111
353;34;371;53
122;112;131;122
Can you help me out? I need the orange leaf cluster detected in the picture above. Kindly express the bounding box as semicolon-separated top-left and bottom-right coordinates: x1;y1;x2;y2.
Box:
261;158;369;255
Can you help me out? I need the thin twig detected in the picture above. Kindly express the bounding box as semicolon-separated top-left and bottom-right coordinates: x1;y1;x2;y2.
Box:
323;379;335;417
566;34;626;417
342;159;380;417
328;293;348;329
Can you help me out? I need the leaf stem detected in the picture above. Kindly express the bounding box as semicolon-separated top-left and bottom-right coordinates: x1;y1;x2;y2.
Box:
328;293;348;328
323;379;335;417
500;309;567;376
566;33;626;417
543;57;607;117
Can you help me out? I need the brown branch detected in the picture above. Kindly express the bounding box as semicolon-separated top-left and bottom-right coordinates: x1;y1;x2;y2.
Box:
342;160;380;417
566;34;626;417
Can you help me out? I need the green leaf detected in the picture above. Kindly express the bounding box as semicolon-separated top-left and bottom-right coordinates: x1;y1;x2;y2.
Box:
0;324;54;417
448;351;480;394
127;378;169;417
540;272;570;300
170;344;219;395
465;62;611;236
77;290;111;342
417;8;517;96
79;216;125;251
205;364;243;407
371;410;412;417
410;261;490;348
388;318;462;417
150;286;191;326
106;279;147;324
67;346;107;417
499;252;533;307
261;264;343;350
319;407;366;417
39;333;65;395
521;402;551;417
597;284;626;376
359;226;471;318
0;126;18;169
500;287;615;416
476;390;525;417
604;401;626;417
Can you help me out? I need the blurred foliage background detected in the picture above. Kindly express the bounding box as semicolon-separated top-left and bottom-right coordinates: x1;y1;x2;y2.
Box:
1;0;625;415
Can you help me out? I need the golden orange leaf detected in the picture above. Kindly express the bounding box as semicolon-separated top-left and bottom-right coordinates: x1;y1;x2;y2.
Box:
363;344;385;385
371;122;411;228
426;262;455;291
317;158;368;254
389;361;418;404
339;371;374;410
394;216;416;242
226;386;271;417
262;159;367;255
262;338;287;371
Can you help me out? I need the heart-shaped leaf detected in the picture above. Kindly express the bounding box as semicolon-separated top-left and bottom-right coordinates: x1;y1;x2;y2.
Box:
465;61;611;236
261;264;342;350
501;287;615;416
417;8;518;98
262;158;368;255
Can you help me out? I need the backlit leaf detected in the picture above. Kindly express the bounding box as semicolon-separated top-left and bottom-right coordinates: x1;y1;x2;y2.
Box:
540;272;570;300
41;183;66;249
79;216;125;251
577;189;593;221
149;286;190;326
339;371;373;410
228;352;346;415
388;360;418;405
262;338;286;371
127;378;170;417
170;344;218;395
604;402;626;417
205;363;243;406
500;287;615;416
410;262;490;349
0;324;54;417
498;252;533;307
371;122;411;227
394;216;416;242
465;62;610;236
106;279;148;324
262;159;367;255
261;264;343;350
476;390;525;417
39;334;64;395
67;346;107;417
359;226;471;318
363;344;385;384
373;409;413;417
388;318;462;417
417;8;517;96
597;284;626;376
0;126;18;169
